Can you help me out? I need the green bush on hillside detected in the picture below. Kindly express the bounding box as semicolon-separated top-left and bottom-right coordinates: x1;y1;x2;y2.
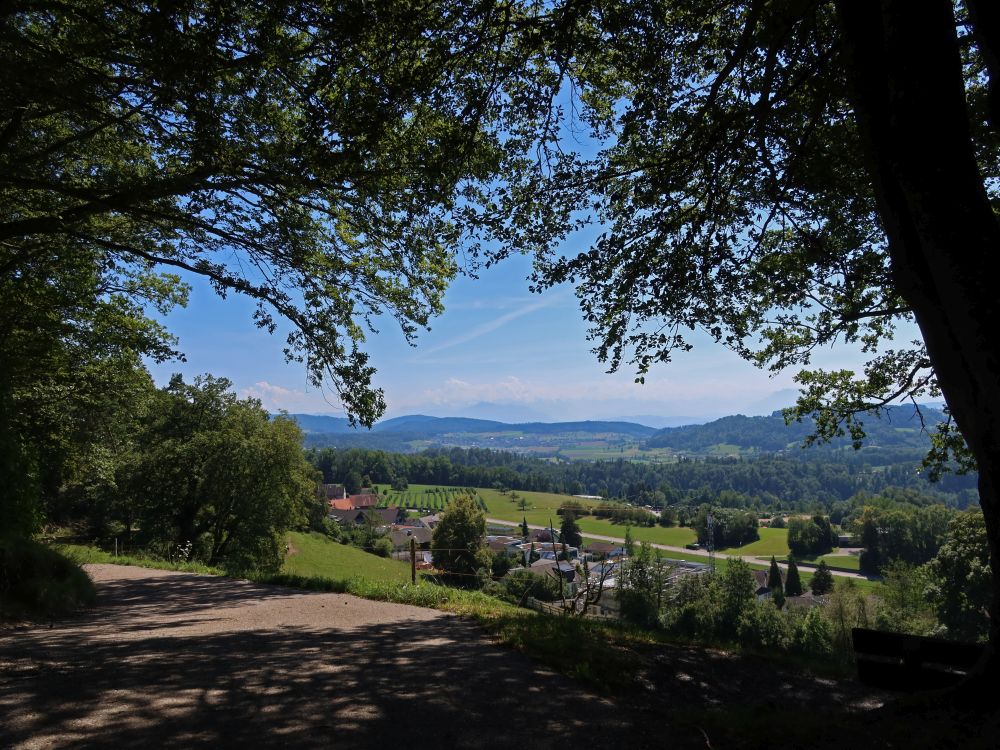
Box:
0;538;96;619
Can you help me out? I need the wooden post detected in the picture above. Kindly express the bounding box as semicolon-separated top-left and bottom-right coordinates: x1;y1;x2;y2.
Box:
410;536;417;585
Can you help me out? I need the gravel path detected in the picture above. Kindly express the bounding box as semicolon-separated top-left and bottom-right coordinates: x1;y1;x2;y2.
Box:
0;565;654;749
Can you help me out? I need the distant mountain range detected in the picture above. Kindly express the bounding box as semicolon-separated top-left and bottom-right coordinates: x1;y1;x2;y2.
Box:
283;403;945;460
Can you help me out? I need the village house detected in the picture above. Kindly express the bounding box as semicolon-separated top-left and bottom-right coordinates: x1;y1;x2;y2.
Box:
752;569;772;600
419;513;441;529
321;483;346;500
388;525;433;551
329;506;406;528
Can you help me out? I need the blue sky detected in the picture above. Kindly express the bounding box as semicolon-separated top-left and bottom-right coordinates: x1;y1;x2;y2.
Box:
144;248;915;424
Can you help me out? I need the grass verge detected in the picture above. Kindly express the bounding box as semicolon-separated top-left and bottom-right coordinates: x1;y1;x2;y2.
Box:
57;543;224;575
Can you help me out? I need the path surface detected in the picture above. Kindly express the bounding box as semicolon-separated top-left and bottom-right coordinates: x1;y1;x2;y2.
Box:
488;519;872;580
0;565;645;749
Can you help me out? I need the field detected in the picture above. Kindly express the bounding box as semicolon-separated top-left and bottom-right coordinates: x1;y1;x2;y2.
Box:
718;527;790;556
815;555;861;571
374;484;487;513
556;444;677;463
476;488;685;543
282;531;414;583
779;553;862;572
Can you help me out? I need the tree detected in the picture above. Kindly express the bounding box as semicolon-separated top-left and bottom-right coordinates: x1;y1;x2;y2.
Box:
718;558;756;639
559;512;583;549
521;516;530;539
503;0;1000;670
0;1;537;425
617;541;669;628
123;375;316;574
431;494;489;579
693;507;759;548
767;556;783;591
784;556;803;597
810;560;835;596
788;516;837;557
926;510;993;641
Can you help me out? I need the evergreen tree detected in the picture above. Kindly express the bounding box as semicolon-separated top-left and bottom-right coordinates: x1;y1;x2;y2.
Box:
785;556;803;597
520;516;529;539
767;556;783;591
559;512;583;549
810;560;835;596
624;525;635;557
771;586;786;611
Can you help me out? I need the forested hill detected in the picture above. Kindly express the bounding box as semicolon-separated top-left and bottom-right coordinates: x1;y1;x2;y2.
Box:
286;413;658;438
647;404;945;453
285;413;658;453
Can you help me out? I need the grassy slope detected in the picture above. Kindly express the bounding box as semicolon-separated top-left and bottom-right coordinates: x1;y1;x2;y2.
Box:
282;531;413;582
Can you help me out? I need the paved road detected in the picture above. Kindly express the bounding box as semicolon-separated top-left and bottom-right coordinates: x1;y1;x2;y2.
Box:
487;518;873;580
0;565;649;749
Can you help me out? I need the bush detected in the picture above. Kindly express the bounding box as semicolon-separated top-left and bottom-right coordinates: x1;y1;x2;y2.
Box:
370;537;394;558
793;607;834;658
618;588;660;629
497;569;563;603
0;537;96;619
737;600;792;650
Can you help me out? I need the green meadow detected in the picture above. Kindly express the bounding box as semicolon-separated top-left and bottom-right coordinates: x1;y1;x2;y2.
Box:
282;531;415;583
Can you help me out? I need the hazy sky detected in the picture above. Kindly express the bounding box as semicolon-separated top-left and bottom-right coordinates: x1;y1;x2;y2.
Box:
144;244;916;424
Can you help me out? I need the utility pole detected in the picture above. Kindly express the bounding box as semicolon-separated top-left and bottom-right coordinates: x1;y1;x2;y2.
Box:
707;510;716;573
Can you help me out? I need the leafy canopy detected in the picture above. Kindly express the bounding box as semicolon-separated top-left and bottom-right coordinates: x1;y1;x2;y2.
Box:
476;1;998;473
0;0;567;424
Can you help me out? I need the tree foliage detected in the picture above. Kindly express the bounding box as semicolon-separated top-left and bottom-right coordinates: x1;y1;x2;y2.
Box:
810;560;834;596
559;512;583;548
784;556;802;597
692;507;759;548
0;0;568;428
787;515;837;557
123;375;319;574
767;556;783;591
854;502;954;575
431;494;489;578
925;510;993;641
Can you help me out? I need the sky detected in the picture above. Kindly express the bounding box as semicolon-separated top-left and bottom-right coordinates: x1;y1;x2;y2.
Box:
143;247;917;426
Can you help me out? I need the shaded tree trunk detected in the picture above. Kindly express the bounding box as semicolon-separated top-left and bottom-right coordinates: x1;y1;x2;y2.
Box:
838;0;1000;682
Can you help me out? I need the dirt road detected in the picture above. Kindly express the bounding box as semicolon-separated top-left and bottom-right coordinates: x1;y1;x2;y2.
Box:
0;565;644;749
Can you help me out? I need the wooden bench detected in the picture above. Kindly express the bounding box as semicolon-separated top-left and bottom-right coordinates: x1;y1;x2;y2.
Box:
852;627;986;692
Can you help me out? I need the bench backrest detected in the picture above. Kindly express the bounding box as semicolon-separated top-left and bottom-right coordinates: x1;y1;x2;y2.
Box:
852;627;986;692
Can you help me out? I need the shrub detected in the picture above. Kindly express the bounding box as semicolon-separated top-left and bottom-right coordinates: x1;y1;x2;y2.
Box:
0;538;96;619
794;606;834;658
371;537;394;558
737;600;791;650
498;569;562;603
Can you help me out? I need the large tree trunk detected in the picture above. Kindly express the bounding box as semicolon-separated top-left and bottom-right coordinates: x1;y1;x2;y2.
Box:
838;0;1000;681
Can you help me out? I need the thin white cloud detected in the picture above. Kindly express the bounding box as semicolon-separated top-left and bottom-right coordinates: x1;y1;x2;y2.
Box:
421;297;554;355
240;380;343;413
